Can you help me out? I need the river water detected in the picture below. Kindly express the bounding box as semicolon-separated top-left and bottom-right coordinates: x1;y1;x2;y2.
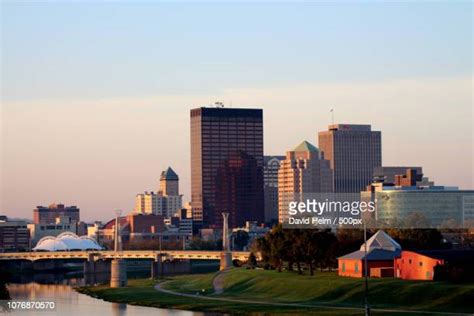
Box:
3;267;216;316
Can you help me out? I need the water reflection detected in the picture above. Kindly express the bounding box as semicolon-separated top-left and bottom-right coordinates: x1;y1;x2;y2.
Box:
5;275;208;316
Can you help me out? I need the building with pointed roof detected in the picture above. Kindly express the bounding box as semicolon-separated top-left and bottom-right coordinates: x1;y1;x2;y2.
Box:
278;141;333;223
134;167;183;218
293;140;319;152
159;167;179;196
360;230;401;252
338;230;401;278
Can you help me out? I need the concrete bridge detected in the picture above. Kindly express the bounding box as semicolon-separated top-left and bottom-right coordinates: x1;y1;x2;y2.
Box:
0;250;251;287
0;250;250;262
1;213;247;287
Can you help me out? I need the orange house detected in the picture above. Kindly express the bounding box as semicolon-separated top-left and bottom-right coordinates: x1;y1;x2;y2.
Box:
395;251;441;280
395;250;474;281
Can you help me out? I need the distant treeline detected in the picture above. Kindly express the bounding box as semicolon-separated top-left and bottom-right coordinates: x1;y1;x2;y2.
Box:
252;224;451;275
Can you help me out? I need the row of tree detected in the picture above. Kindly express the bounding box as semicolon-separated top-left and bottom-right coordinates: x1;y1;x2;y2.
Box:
252;225;446;275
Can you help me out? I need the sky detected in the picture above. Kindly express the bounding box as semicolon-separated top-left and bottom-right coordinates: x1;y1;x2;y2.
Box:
1;1;473;222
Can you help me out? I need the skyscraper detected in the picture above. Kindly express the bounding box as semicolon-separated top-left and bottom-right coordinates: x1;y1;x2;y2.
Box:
278;141;333;223
263;156;285;224
318;124;381;193
190;106;264;229
159;167;179;196
134;167;182;218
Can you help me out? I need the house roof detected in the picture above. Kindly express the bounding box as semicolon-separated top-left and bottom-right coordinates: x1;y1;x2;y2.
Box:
293;141;319;152
102;216;130;231
160;167;179;181
360;230;401;252
338;248;401;261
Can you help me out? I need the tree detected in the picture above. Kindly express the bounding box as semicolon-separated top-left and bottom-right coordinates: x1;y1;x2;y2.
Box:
387;228;443;250
0;270;10;300
233;230;250;250
188;237;222;250
247;252;257;269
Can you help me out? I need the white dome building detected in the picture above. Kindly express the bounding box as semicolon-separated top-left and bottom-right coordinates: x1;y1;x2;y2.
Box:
33;232;102;251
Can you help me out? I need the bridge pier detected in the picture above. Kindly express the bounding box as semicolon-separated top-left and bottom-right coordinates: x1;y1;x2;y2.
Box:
110;259;127;288
220;252;232;270
150;255;163;279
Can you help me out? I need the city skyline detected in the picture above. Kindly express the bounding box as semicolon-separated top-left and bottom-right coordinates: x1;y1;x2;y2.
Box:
2;2;473;222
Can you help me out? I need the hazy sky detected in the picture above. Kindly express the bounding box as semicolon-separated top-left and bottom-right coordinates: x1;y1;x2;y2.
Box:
1;2;473;222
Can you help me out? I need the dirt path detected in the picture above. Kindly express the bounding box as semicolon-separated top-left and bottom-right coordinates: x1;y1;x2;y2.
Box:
211;268;229;295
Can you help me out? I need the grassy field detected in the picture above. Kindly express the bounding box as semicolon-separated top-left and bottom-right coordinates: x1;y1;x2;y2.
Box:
76;268;473;315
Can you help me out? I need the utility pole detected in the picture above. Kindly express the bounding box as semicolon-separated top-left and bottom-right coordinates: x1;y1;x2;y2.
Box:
114;209;122;252
364;220;370;316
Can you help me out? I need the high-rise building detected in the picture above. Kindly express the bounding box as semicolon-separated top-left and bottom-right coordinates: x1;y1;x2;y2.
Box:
134;167;183;218
318;124;382;193
278;141;333;223
190;106;264;229
159;167;179;196
33;203;80;224
263;156;285;224
0;216;30;252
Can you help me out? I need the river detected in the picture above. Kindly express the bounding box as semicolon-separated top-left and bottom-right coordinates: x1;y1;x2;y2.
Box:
3;266;217;316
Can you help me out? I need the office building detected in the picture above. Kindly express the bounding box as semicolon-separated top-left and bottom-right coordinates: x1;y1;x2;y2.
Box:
28;216;79;246
99;213;190;249
159;167;180;196
190;106;264;229
33;203;80;224
318;124;381;193
362;169;474;228
264;156;285;224
373;166;423;184
278;141;333;223
0;216;30;252
134;167;183;218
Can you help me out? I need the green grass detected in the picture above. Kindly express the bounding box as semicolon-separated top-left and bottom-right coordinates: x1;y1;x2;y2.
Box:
212;269;473;313
75;269;474;315
76;278;349;315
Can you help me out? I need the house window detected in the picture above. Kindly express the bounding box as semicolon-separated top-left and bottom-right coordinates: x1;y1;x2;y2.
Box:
409;259;412;264
419;262;423;267
342;262;346;272
355;262;359;273
426;271;431;279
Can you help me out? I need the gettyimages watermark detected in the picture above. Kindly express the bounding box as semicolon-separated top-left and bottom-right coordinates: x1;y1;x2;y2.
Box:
281;193;474;229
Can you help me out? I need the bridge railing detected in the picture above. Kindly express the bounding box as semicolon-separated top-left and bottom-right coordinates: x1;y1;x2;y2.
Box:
0;250;251;261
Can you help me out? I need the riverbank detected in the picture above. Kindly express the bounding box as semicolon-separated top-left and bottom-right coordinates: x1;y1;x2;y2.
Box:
76;268;474;315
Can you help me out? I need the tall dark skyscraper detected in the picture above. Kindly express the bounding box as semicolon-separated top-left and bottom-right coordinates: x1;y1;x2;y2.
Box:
318;124;382;193
190;106;264;229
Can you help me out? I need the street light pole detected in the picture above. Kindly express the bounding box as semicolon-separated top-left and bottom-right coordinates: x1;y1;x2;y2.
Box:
363;220;370;316
114;209;122;252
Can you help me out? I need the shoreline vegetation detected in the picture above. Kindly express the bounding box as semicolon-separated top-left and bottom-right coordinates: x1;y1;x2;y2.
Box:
75;268;474;315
